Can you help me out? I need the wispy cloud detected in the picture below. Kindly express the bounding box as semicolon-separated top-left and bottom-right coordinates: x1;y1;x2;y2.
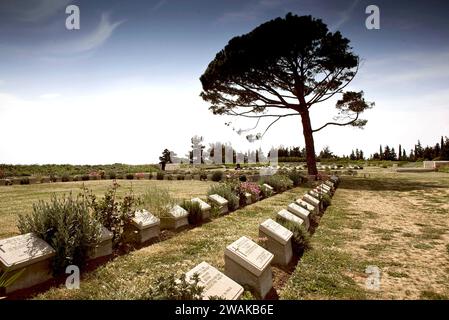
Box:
357;50;449;86
152;0;168;12
330;0;360;30
45;13;125;55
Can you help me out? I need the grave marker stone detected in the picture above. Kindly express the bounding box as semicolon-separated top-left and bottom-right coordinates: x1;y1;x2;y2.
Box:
259;219;293;266
287;203;311;230
244;192;252;205
320;184;332;193
303;194;321;211
160;205;189;230
131;209;160;243
324;180;335;189
276;209;305;228
224;236;274;298
87;226;113;260
186;261;244;300
191;198;211;220
295;199;317;215
262;184;274;194
0;233;55;294
308;190;321;199
207;194;229;214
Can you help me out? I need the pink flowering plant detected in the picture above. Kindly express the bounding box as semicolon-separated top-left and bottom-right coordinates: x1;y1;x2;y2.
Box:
135;172;146;180
238;182;261;202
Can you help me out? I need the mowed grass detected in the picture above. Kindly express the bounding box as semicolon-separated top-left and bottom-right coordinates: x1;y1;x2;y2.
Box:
35;187;307;300
2;169;449;300
281;170;449;300
0;180;214;239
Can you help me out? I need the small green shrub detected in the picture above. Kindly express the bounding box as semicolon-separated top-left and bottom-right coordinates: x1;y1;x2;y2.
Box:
239;175;247;182
211;171;223;182
288;171;304;187
82;182;140;246
207;183;239;211
177;175;185;180
0;269;26;294
200;173;208;181
17;193;102;273
259;183;273;198
261;174;293;192
141;186;177;218
20;177;30;185
81;174;90;181
322;194;332;208
108;172;116;180
157;172;165;180
146;273;203;300
181;200;203;225
61;174;71;182
167;175;174;181
126;173;134;180
275;217;311;253
49;175;58;183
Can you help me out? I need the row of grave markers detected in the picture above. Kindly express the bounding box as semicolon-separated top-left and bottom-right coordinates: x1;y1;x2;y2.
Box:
0;182;278;295
181;175;340;300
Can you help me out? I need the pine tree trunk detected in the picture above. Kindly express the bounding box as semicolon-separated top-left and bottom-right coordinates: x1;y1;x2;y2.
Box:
300;110;318;176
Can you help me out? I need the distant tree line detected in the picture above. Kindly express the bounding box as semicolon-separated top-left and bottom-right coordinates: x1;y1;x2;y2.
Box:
157;135;449;168
371;136;449;161
265;136;449;162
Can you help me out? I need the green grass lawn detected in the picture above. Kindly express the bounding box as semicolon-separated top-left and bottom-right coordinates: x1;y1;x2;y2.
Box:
2;169;448;300
0;180;213;239
281;171;449;300
34;187;307;300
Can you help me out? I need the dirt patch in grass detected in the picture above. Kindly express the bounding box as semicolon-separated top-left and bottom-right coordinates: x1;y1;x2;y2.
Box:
281;171;449;300
326;173;449;299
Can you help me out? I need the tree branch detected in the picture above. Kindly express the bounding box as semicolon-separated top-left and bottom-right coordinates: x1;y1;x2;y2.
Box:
308;63;359;106
312;112;359;132
228;110;299;119
261;116;283;137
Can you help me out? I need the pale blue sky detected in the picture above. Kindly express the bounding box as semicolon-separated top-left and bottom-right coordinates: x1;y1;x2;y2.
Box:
0;0;448;164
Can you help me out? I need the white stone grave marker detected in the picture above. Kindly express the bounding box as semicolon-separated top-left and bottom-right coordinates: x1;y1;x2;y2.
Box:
259;219;293;266
131;209;160;243
287;203;311;230
186;261;244;300
207;194;229;214
224;236;273;298
191;198;211;220
0;233;55;294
